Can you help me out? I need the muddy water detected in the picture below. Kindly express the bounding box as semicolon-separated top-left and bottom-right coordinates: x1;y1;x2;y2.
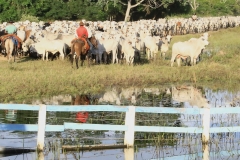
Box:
0;85;240;160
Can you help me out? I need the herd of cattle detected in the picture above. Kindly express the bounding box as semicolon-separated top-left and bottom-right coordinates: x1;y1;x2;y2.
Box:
0;15;239;66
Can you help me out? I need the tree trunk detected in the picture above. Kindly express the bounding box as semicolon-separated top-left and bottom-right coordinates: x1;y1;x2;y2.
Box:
123;0;144;22
124;0;132;22
189;0;199;11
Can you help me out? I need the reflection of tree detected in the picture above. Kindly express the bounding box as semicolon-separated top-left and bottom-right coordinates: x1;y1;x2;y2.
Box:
15;110;38;124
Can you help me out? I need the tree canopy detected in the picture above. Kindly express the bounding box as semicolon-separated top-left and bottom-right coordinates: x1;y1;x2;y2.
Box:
0;0;239;22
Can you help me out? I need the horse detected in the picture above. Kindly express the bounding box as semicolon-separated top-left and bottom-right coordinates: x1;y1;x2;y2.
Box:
71;95;90;123
70;38;90;69
4;37;18;63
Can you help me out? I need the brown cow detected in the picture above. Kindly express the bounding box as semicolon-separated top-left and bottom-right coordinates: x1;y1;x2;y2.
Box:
176;22;182;35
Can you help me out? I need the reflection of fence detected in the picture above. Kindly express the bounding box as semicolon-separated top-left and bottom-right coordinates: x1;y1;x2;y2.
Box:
0;104;240;158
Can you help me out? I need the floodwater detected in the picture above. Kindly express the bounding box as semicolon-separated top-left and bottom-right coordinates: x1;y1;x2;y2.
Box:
0;85;240;160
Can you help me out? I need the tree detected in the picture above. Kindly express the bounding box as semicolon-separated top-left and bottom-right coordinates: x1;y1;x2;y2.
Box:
185;0;199;11
97;0;176;21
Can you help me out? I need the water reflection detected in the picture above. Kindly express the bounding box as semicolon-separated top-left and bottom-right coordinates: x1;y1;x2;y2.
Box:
171;85;209;108
1;85;240;160
4;110;17;123
72;94;90;123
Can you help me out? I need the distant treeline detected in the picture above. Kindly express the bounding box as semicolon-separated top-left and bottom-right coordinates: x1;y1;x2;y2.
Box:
0;0;239;22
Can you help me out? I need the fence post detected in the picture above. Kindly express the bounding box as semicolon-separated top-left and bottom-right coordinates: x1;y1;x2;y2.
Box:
37;104;47;153
202;107;210;144
124;147;134;160
124;106;136;148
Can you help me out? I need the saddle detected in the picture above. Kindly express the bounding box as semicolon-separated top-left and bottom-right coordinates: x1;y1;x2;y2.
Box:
71;37;90;52
0;34;23;48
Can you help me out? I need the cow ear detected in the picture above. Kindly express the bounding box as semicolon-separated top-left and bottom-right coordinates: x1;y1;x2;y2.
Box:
30;35;34;39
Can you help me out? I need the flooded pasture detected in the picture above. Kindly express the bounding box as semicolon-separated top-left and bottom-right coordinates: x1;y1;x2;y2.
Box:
0;85;240;160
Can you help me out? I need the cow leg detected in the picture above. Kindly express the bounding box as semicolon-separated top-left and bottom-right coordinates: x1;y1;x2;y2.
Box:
161;52;165;60
193;58;197;65
130;56;134;66
46;52;49;61
190;57;194;66
86;55;90;67
146;48;150;60
176;58;181;67
42;52;45;61
170;55;175;67
103;52;107;64
99;52;103;64
112;49;116;64
59;50;64;60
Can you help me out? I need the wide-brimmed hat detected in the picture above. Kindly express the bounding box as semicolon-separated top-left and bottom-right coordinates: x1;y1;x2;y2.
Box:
79;21;84;26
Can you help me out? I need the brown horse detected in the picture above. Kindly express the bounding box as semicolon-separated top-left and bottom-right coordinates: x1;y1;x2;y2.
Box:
71;38;90;69
71;95;90;123
71;95;90;105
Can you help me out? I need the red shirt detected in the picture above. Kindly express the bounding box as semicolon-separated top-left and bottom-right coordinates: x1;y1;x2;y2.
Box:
76;26;88;38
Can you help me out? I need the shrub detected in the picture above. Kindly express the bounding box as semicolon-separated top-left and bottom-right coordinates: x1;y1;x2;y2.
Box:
20;14;39;22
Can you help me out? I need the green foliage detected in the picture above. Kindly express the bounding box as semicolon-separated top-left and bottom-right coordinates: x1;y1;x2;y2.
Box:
20;14;39;22
0;0;239;21
197;0;239;16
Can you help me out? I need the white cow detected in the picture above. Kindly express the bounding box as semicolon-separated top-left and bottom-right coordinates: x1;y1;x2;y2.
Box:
187;32;209;63
120;37;136;65
160;35;172;59
17;30;26;42
97;37;119;64
42;30;62;40
188;32;209;42
171;38;209;67
143;36;158;60
22;38;65;61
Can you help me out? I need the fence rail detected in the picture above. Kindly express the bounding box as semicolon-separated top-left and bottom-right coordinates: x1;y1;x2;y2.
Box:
1;104;240;153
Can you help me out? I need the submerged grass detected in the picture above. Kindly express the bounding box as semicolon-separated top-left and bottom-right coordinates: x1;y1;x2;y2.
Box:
0;27;240;102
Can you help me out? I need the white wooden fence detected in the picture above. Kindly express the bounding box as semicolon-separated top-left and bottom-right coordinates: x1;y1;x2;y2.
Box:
1;104;240;159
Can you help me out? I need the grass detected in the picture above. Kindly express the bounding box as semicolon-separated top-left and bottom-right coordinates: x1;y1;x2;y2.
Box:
0;27;240;103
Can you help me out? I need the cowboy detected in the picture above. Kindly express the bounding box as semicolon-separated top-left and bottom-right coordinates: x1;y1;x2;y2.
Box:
75;21;90;52
5;21;17;34
192;13;198;21
84;23;93;51
1;21;23;48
